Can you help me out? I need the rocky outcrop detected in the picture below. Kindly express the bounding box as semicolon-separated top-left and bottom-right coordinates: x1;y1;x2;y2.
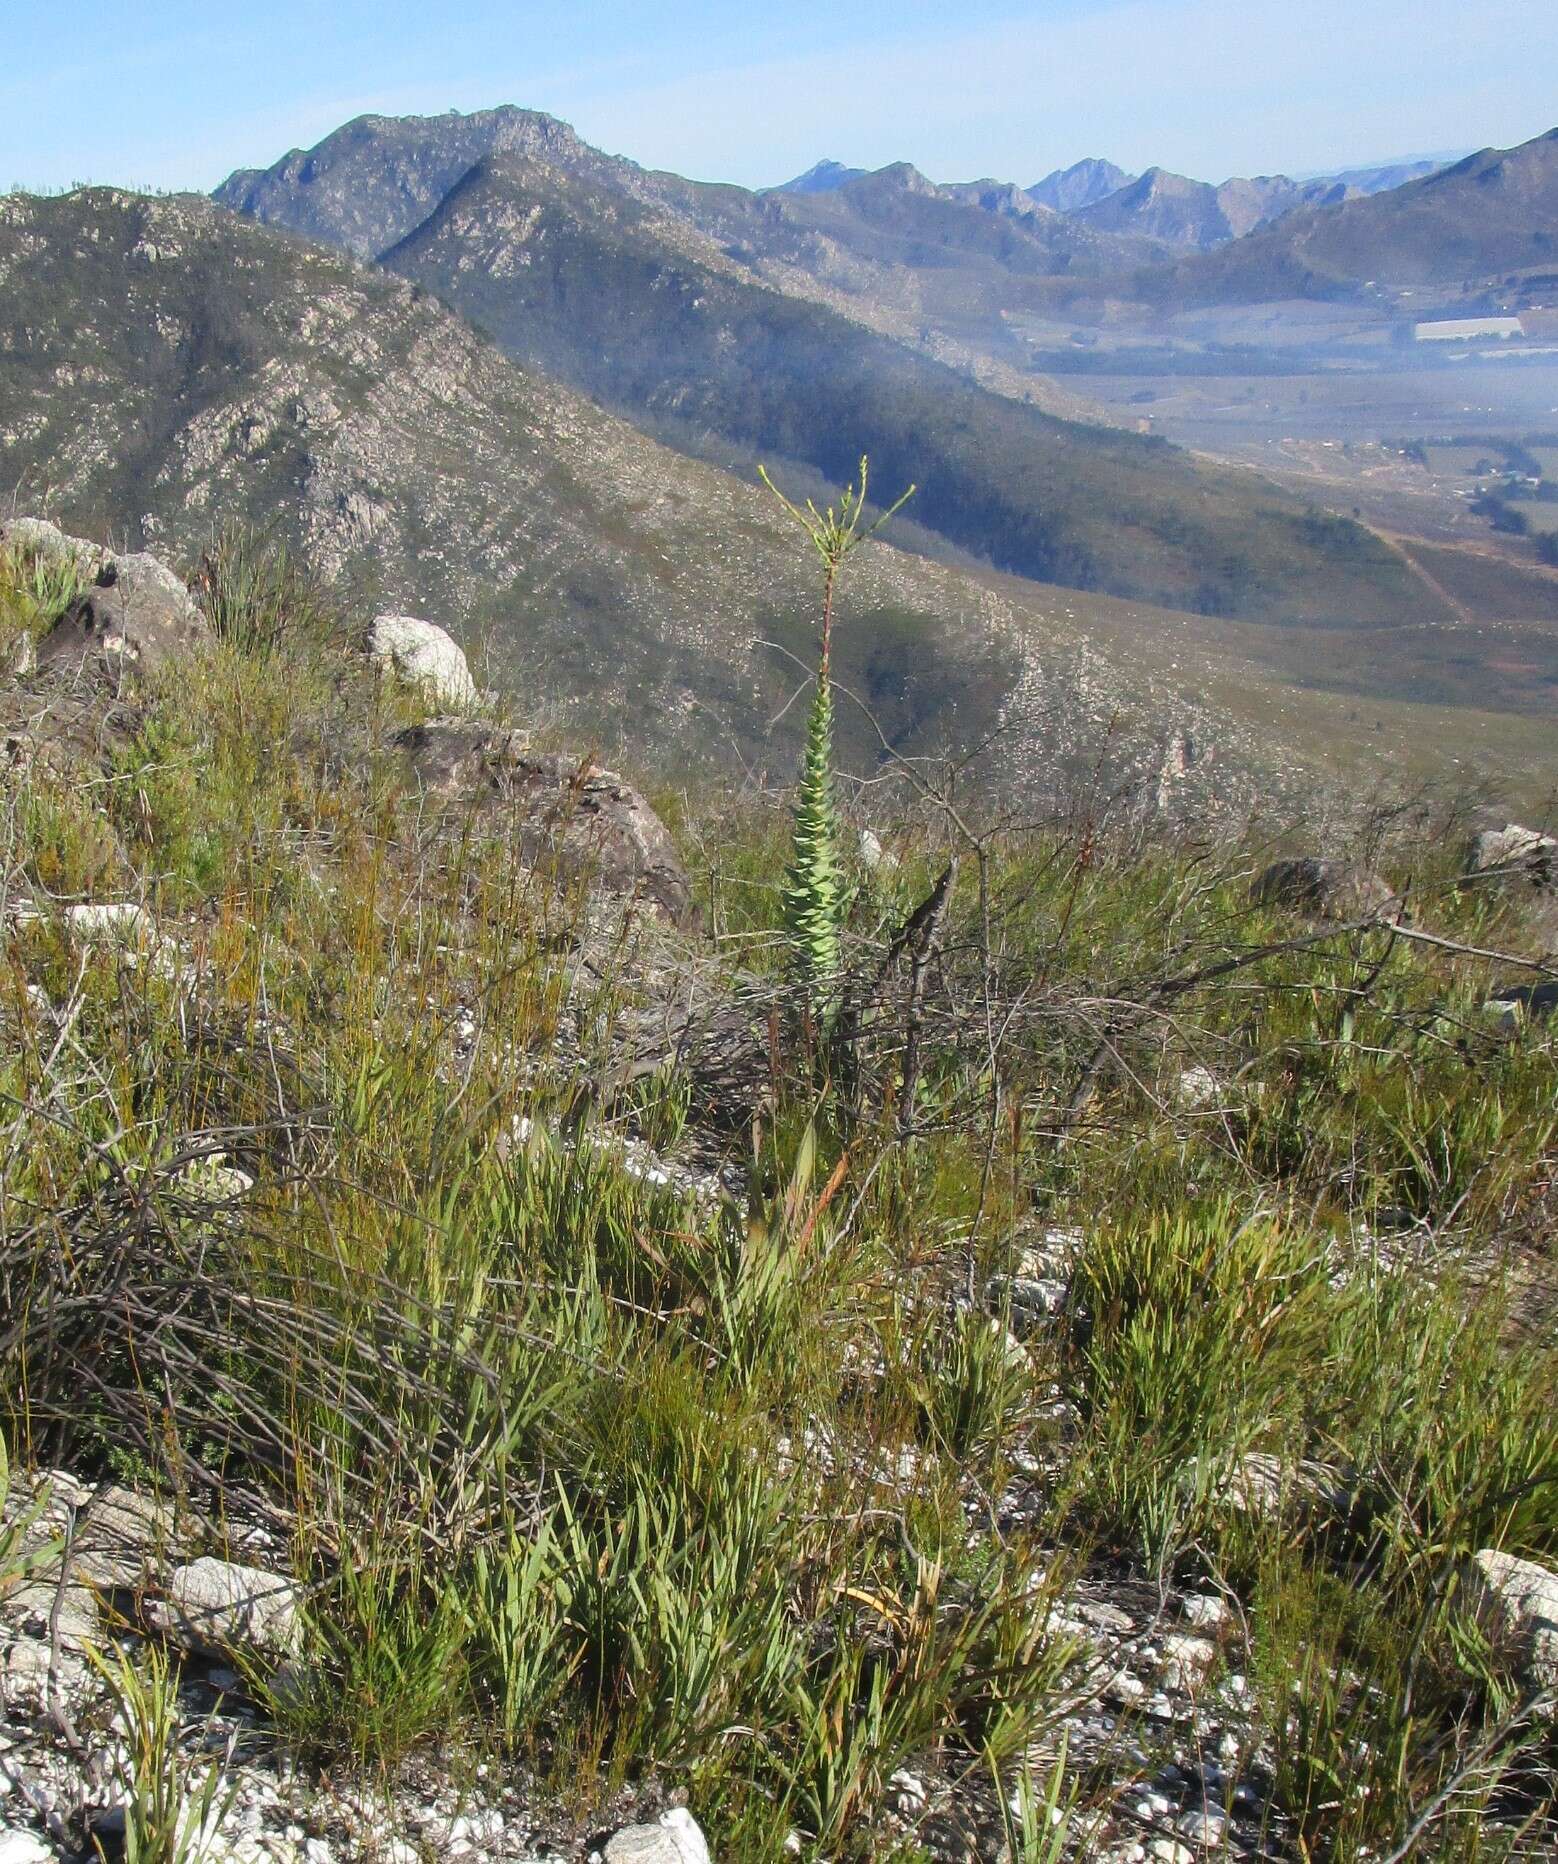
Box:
1466;824;1557;891
37;565;207;681
0;516;106;578
1250;857;1396;921
2;518;208;684
366;613;478;709
395;722;697;930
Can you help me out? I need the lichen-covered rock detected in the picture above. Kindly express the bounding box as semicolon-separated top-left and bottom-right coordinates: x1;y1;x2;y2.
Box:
147;1557;300;1659
604;1809;712;1864
1466;823;1557;889
0;515;106;577
1250;857;1396;921
37;556;207;680
1463;1549;1558;1691
365;613;478;709
395;722;697;929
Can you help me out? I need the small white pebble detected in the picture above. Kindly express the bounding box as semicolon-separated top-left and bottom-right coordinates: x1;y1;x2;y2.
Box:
1181;1593;1229;1630
1148;1842;1195;1864
1177;1808;1229;1845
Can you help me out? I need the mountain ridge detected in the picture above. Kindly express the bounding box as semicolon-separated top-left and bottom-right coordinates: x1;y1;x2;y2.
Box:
1135;127;1558;304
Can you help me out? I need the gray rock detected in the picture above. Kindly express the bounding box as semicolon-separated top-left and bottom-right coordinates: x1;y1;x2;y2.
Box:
1160;1632;1218;1693
1180;1593;1229;1631
1463;1549;1558;1691
365;614;478;709
1173;1065;1221;1111
1147;1841;1194;1864
1220;1451;1340;1522
0;1829;55;1864
1482;982;1558;1032
72;1485;187;1591
147;1558;300;1659
1466;824;1556;890
604;1809;711;1864
62;902;155;945
2;1628;91;1707
987;1274;1068;1337
0;516;105;577
1175;1808;1228;1846
395;724;697;929
37;558;207;681
1250;857;1396;921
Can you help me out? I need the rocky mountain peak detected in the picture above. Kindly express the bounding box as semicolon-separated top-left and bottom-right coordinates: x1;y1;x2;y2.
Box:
772;158;867;194
1026;156;1136;212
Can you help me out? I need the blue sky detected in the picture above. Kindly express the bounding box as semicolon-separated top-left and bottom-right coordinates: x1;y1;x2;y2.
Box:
3;1;1554;195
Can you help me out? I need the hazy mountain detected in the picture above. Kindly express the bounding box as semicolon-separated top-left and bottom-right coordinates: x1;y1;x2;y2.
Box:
369;146;1441;629
216;114;1153;418
773;159;867;193
0;187;1210;787
1074;167;1340;248
1071;156;1453;250
938;177;1052;221
1027;158;1136;213
1313;156;1449;194
1140;127;1558;304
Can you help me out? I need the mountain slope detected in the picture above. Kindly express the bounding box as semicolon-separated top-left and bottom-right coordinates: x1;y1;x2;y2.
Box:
213;117;1438;630
7;186;1550;801
0;185;1315;796
1140;129;1558;304
374;149;1442;628
213;105;610;258
215;112;1157;417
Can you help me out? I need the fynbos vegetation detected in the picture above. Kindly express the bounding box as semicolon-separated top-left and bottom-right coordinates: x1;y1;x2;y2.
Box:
0;518;1555;1864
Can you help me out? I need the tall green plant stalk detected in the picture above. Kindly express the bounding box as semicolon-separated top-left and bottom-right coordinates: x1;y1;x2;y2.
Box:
760;456;914;1009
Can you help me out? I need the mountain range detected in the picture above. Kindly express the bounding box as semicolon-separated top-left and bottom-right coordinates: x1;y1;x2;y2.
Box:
5;183;1453;802
3;107;1556;803
779;151;1448;248
1135;130;1558;305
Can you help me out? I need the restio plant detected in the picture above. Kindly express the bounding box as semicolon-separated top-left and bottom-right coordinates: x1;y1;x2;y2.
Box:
89;1642;237;1864
760;456;913;1011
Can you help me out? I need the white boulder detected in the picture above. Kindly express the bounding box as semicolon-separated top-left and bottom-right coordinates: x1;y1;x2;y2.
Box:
0;1830;56;1864
147;1557;301;1659
604;1808;712;1864
1467;824;1556;888
1463;1549;1558;1691
366;614;477;709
